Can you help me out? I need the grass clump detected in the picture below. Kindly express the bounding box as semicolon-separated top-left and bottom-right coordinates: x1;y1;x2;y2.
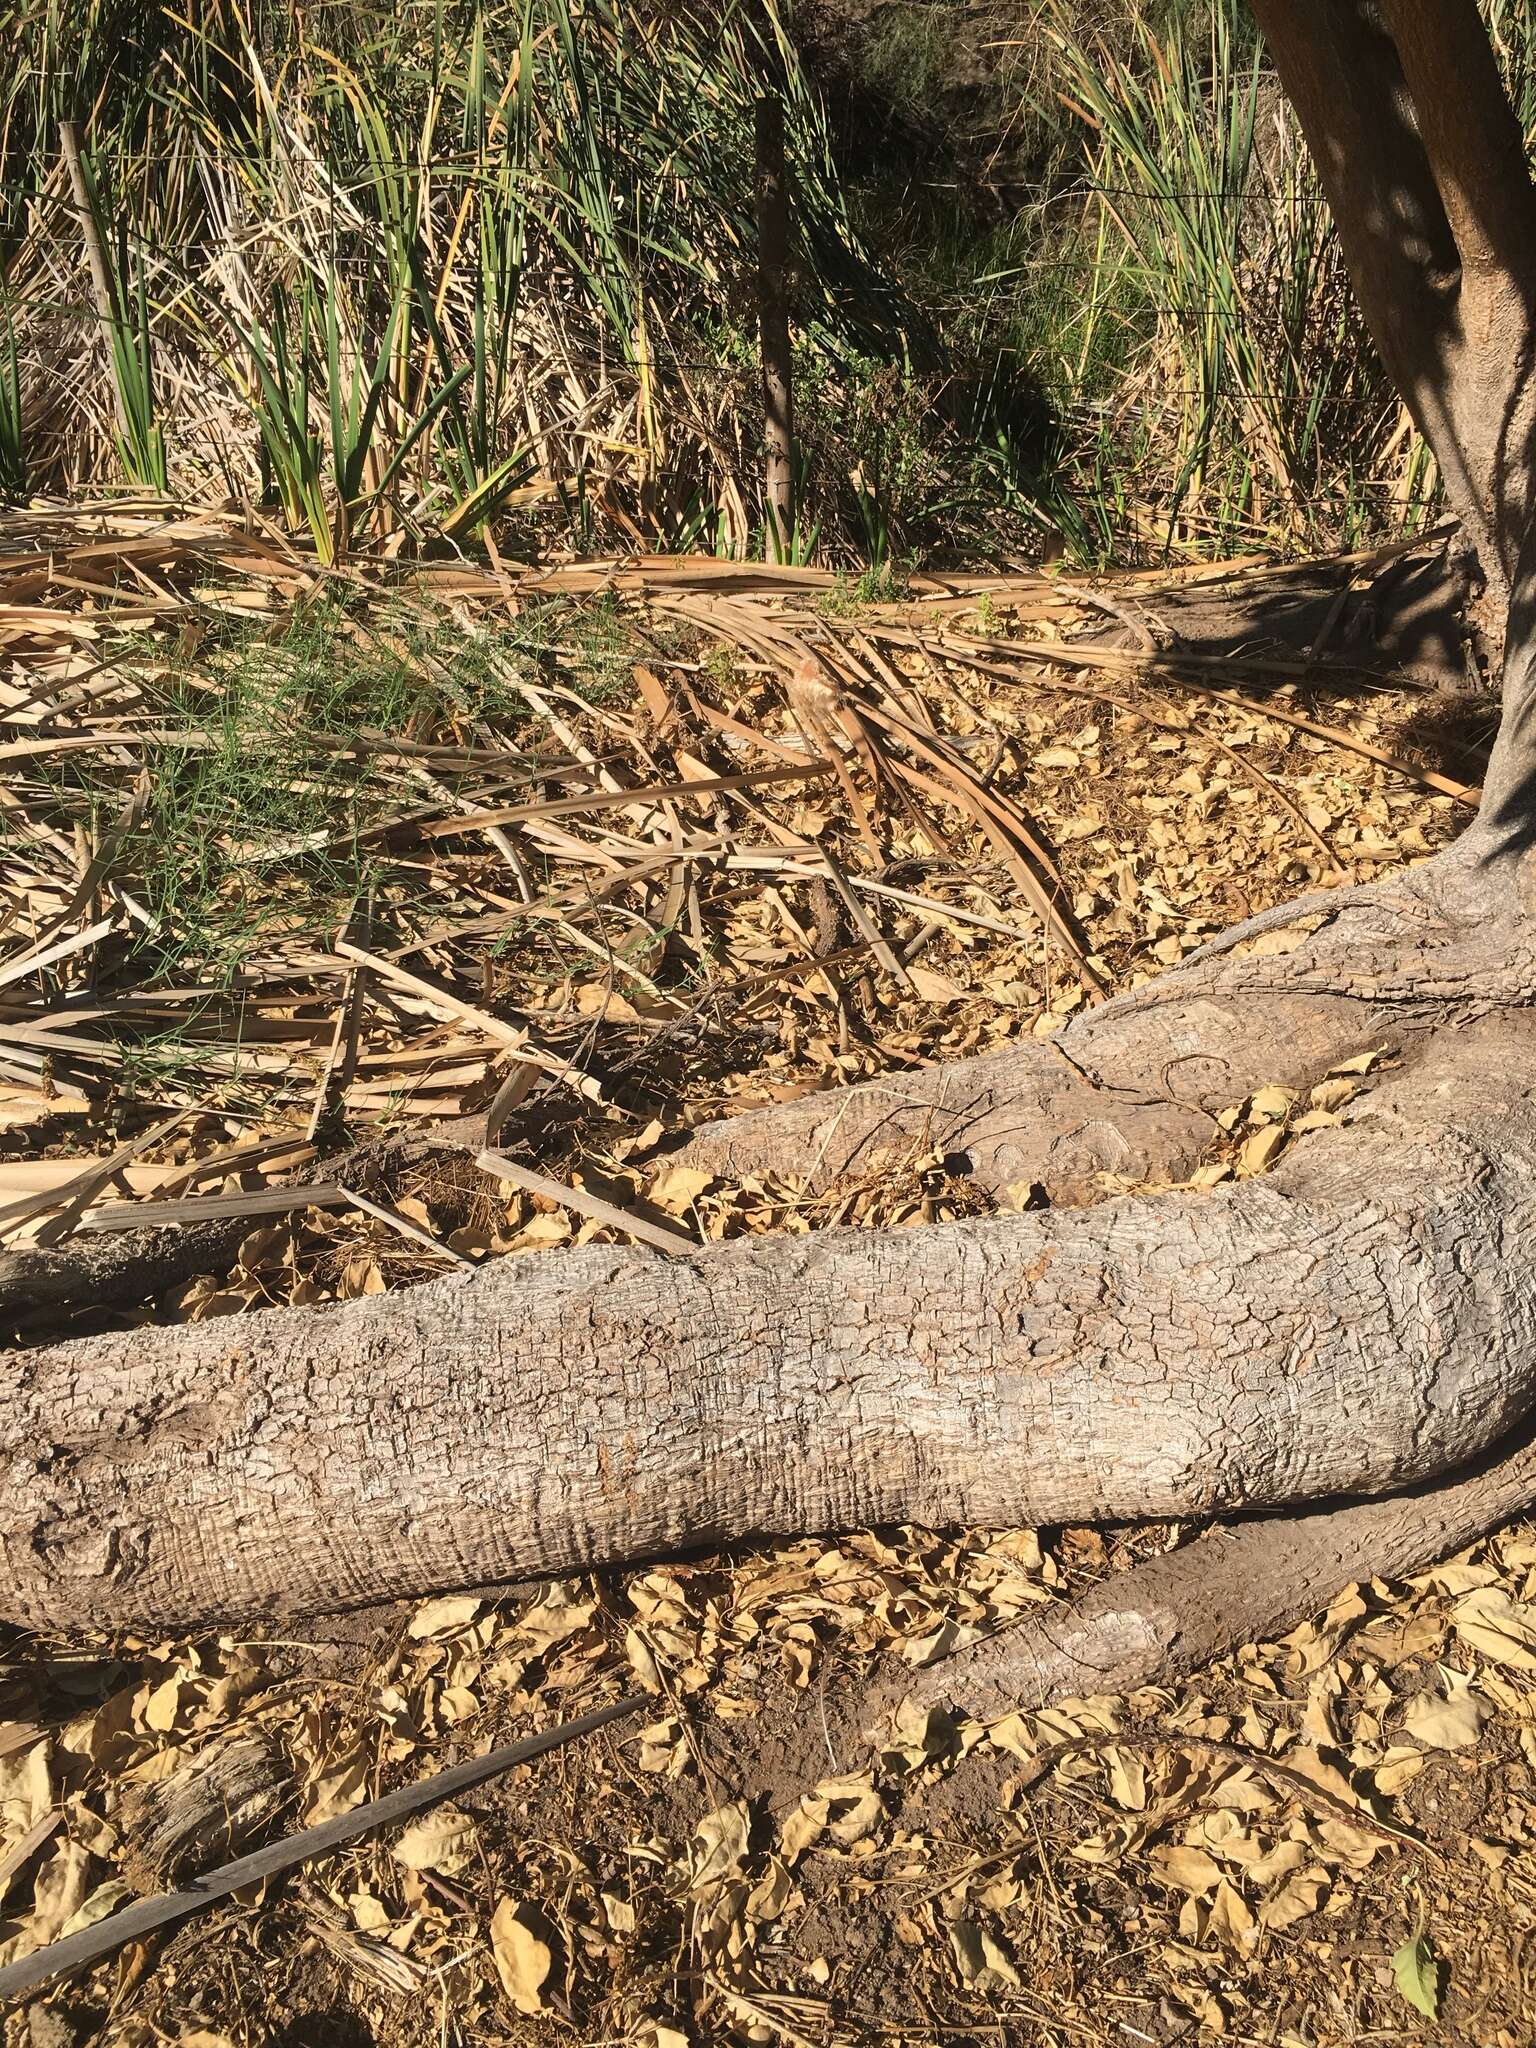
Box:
816;561;911;618
103;606;427;983
55;593;652;991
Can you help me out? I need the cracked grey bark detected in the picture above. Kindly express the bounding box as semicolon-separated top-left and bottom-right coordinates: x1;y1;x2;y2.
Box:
5;1012;1536;1631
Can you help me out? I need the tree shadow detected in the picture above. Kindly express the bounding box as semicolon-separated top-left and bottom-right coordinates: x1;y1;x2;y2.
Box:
1382;687;1499;786
1120;544;1476;691
0;1627;133;1724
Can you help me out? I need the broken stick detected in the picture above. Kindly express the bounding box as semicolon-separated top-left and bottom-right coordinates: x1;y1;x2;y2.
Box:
0;1693;645;2003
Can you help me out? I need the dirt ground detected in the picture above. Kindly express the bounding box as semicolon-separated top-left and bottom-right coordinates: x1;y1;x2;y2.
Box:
9;1519;1536;2046
1;513;1521;2047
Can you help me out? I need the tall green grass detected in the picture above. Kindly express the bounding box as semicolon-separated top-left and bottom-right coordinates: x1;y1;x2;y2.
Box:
6;0;1535;562
1;0;936;551
999;0;1417;557
0;304;24;500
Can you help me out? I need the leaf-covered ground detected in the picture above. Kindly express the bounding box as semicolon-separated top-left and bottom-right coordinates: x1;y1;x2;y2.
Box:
8;1520;1536;2045
0;508;1518;2047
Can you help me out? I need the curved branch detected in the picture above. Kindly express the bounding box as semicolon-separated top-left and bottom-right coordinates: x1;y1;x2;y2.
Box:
680;855;1536;1195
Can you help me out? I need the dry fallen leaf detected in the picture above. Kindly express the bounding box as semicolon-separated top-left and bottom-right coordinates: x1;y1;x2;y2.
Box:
392;1805;475;1873
303;1739;370;1824
1309;1076;1358;1113
801;1772;881;1846
689;1799;751;1891
1330;1046;1388;1075
781;1793;829;1866
61;1877;133;1936
1243;1838;1308;1887
1248;1084;1295;1121
1236;1123;1287;1176
908;966;967;1003
646;1165;714;1215
516;1591;597;1653
490;1895;554;2014
1106;1746;1148;1812
141;1674;187;1734
945;1915;1021;1990
1453;1586;1536;1672
882;1700;956;1772
637;1717;687;1776
746;1857;795;1922
1374;1747;1427;1795
1259;1871;1328;1931
407;1594;483;1639
22;1840;92;1952
350;1890;392;1934
1150;1844;1222;1897
1208;1878;1257;1949
1402;1669;1489;1751
1282;1744;1367;1812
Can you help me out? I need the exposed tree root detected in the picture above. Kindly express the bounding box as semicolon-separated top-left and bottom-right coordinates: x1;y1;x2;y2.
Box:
902;1418;1536;1722
0;1120;481;1326
678;845;1536;1195
6;861;1536;1636
0;1213;258;1330
9;0;1536;1808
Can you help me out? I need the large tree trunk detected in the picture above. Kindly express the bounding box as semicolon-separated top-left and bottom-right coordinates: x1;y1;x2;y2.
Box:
1251;0;1536;655
10;0;1536;1704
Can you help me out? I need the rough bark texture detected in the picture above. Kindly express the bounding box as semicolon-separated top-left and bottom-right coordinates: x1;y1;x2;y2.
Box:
906;1420;1536;1720
0;1214;256;1329
10;0;1536;1684
117;1734;290;1893
1251;0;1536;642
677;845;1536;1195
6;996;1536;1633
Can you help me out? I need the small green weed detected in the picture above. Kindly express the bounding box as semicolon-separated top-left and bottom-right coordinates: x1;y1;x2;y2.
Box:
817;561;910;619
